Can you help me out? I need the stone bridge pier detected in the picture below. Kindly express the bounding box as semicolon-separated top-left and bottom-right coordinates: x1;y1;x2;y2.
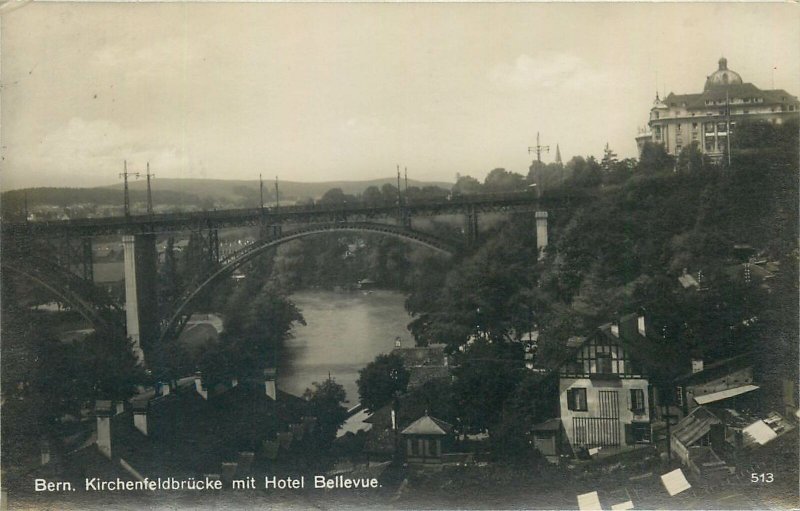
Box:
122;234;158;363
536;211;548;259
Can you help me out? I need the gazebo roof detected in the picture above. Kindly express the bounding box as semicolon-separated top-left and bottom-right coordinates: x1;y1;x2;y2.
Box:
401;415;453;436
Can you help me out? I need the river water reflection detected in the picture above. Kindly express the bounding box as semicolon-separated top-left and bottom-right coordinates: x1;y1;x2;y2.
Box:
277;289;412;403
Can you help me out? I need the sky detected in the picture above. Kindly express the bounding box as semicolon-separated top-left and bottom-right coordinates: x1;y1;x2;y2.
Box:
2;2;799;190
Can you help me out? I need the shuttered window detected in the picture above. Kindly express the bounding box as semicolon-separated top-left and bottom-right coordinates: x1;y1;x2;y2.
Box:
568;388;588;411
630;389;645;414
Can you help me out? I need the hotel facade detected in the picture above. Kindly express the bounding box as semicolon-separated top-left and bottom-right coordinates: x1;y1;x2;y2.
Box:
636;58;799;160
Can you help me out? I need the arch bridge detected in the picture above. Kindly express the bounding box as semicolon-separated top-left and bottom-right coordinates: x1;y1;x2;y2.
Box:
1;190;574;364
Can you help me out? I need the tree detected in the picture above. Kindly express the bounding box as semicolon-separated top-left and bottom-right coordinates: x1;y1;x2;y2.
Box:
320;188;355;205
637;141;673;172
198;283;305;385
303;378;348;450
451;340;524;434
484;168;526;193
675;142;709;174
600;143;619;172
380;183;400;203
362;185;383;205
452;175;482;195
356;353;410;412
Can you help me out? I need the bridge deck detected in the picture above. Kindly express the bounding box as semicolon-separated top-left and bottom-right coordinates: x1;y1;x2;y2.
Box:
1;190;590;237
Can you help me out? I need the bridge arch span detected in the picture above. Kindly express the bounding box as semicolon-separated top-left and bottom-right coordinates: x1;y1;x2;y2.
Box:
159;222;460;344
1;260;124;334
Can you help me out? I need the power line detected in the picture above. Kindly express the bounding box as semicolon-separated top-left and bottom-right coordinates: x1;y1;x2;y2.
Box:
528;132;550;163
118;160;141;217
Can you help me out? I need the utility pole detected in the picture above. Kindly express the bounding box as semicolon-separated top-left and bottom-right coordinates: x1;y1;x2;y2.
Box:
275;176;280;209
404;167;408;194
23;192;28;222
726;90;732;167
528;132;550;163
396;165;402;206
259;173;264;210
119;160;140;218
145;162;155;215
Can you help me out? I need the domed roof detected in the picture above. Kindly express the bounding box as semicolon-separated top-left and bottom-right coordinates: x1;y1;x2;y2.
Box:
704;57;743;90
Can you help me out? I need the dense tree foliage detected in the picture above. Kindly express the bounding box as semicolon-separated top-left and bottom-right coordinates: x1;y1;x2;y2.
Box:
303;378;348;450
356;353;410;412
399;120;798;450
195;281;305;385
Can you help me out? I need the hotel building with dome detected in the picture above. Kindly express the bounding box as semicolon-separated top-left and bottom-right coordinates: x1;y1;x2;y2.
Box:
636;58;799;160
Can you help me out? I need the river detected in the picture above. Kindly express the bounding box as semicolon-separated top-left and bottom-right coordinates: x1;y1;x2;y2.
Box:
277;289;412;404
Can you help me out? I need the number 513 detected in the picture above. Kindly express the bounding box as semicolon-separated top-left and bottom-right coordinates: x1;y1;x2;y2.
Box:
750;473;774;483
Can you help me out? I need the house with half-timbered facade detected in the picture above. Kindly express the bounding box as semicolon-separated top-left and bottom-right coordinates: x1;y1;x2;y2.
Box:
558;314;652;451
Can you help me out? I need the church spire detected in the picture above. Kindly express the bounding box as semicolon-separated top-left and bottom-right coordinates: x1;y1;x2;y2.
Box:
555;144;562;165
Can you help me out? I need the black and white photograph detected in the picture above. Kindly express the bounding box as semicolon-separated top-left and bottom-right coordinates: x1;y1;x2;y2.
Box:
1;2;799;510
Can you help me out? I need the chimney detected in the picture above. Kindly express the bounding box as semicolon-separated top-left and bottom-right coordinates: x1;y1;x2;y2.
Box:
221;462;238;482
230;377;239;388
395;337;402;348
264;368;277;400
115;401;125;415
692;359;704;374
132;401;149;436
40;438;51;466
610;323;619;337
237;451;255;474
637;315;646;337
95;400;113;459
619;314;638;340
157;382;171;397
194;372;208;400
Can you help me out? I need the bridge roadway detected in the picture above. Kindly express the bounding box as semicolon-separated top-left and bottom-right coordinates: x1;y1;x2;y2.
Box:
0;190;584;238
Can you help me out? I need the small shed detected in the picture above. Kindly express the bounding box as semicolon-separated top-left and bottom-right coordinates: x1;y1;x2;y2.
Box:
401;415;453;464
530;418;563;463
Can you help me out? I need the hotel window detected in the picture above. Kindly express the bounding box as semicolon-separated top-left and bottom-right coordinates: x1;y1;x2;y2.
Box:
675;386;684;407
630;389;646;414
705;141;714;152
675;124;681;133
567;388;588;411
692;123;698;129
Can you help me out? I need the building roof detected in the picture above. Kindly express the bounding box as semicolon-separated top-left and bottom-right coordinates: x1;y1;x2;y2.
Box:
392;344;447;367
675;352;753;384
407;366;450;388
401;415;452;436
672;406;722;447
660;468;692;497
742;420;778;446
531;418;562;432
662;80;798;110
705;58;743;90
693;384;760;405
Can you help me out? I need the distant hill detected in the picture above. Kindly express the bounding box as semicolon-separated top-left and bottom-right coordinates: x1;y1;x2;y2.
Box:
110;177;453;202
1;177;454;214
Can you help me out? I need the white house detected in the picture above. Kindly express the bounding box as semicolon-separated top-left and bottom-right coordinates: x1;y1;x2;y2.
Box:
558;314;652;450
